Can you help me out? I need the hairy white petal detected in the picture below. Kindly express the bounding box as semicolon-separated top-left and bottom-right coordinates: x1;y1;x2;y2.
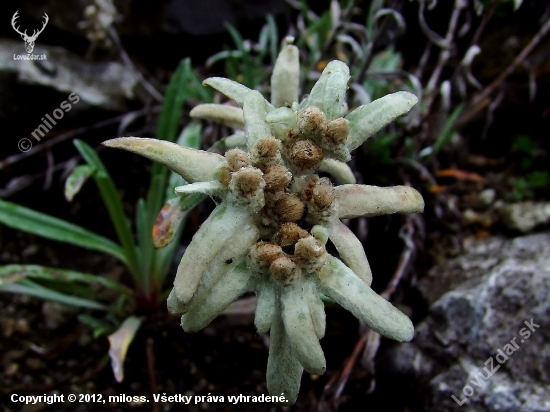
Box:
317;256;414;342
346;91;418;150
202;77;252;107
190;104;244;129
336;184;424;219
174;181;225;196
203;77;275;110
265;107;298;142
173;203;257;305
326;220;372;285
181;222;258;314
318;158;356;184
181;261;254;332
266;303;303;405
224;132;247;148
167;288;185;316
281;279;326;375
307;60;350;120
243;91;273;147
103;137;224;183
271;44;300;108
254;281;277;333
304;277;326;338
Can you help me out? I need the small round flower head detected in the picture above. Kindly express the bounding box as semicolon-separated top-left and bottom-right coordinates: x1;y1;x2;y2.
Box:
250;137;281;168
248;241;284;272
286;139;323;173
225;148;250;172
273;222;309;250
297;106;327;137
229;166;265;211
273;193;305;223
312;179;335;210
301;176;336;223
269;256;298;285
218;149;251;185
263;164;292;192
324;117;350;146
293;236;327;272
301;175;335;209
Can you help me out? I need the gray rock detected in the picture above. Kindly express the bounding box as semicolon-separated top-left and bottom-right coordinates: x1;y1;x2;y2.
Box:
390;233;550;412
0;39;138;110
499;202;550;233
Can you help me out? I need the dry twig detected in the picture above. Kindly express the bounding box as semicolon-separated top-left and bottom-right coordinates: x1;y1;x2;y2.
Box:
458;15;550;126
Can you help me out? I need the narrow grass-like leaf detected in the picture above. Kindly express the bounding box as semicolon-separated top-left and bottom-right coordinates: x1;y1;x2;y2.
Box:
267;15;279;64
0;199;126;263
135;198;153;295
78;314;115;338
431;103;464;156
0;264;130;294
1;279;109;311
157;59;191;143
225;24;255;88
148;59;191;233
73;140;140;278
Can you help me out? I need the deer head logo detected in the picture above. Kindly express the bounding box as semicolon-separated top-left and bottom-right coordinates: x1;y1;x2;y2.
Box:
11;11;49;54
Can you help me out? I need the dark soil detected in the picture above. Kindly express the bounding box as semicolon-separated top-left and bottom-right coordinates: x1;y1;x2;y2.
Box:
0;226;414;412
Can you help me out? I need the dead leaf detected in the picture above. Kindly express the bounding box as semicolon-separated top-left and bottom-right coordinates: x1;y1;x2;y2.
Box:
108;316;142;382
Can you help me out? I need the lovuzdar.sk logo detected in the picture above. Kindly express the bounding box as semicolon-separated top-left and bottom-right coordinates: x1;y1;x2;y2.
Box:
11;10;48;60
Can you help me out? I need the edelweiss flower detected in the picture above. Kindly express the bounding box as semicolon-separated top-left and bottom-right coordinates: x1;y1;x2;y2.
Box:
103;42;423;404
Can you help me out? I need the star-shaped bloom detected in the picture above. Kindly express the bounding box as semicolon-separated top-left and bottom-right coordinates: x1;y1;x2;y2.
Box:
103;42;423;404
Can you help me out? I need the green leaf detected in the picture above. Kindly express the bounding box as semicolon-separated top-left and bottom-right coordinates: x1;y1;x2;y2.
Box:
73;140;140;278
78;314;115;338
0;199;126;263
65;165;96;202
0;264;129;293
511;134;536;154
157;60;188;143
177;121;202;150
431;103;465;155
135;198;153;295
1;278;108;311
225;24;256;88
148;61;208;241
525;171;550;189
266;14;279;64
